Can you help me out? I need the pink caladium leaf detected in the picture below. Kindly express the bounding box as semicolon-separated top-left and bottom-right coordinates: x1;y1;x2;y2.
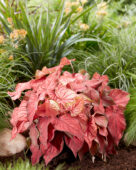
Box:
95;134;107;155
10;100;30;139
55;84;77;104
84;117;97;148
93;113;108;128
43;132;64;165
59;71;75;86
109;89;130;110
27;92;39;123
105;105;126;145
8;57;130;165
106;133;116;155
37;117;53;154
54;114;84;140
35;57;75;79
30;124;42;165
65;135;84;158
78;142;89;160
8;81;31;100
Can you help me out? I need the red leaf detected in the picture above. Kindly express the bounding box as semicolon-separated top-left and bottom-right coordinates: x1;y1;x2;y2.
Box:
78;142;89;160
87;88;100;103
84;117;97;148
10;100;30;138
106;133;116;154
44;132;64;165
27;92;39;123
109;89;130;110
93;113;108;128
37;117;53;154
90;141;98;156
8;81;31;100
59;71;75;86
35;57;75;79
65;135;84;157
70;97;84;117
45;100;60;117
95;134;107;154
37;71;60;100
85;73;108;90
100;88;114;107
92;73;109;86
60;57;75;66
53;114;84;140
35;70;46;79
105;105;126;145
99;126;108;137
55;84;77;104
30;124;42;165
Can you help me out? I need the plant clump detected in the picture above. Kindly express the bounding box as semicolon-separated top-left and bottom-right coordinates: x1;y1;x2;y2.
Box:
8;57;130;165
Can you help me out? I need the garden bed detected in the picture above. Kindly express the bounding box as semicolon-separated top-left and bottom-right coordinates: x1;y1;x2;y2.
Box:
0;143;136;169
50;144;136;170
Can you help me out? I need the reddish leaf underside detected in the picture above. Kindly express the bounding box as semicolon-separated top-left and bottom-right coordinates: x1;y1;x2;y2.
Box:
105;105;126;145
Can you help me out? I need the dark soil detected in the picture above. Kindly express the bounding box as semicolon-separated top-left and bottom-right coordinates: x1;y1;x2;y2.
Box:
0;143;136;170
49;143;136;170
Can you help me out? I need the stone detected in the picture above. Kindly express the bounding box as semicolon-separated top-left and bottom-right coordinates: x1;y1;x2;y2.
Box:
0;128;26;157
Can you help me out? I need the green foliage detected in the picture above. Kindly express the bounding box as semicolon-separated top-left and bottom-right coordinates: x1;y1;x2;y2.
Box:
0;158;79;170
0;157;46;170
0;0;98;72
0;53;32;129
125;88;136;145
0;0;136;148
72;24;136;91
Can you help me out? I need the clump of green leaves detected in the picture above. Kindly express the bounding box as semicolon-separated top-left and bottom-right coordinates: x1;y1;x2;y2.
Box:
0;0;98;73
0;157;45;170
0;53;32;129
125;88;136;145
73;25;136;91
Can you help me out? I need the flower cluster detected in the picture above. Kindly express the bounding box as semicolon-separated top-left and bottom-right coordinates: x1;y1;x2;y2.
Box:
0;35;5;44
79;23;89;31
8;57;129;165
65;0;87;15
96;2;108;18
10;29;27;40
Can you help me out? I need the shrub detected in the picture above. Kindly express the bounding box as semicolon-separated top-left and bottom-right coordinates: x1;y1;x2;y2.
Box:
8;57;129;165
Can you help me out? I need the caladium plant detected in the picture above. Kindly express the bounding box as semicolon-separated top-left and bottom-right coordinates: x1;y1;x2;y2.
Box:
8;57;130;165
